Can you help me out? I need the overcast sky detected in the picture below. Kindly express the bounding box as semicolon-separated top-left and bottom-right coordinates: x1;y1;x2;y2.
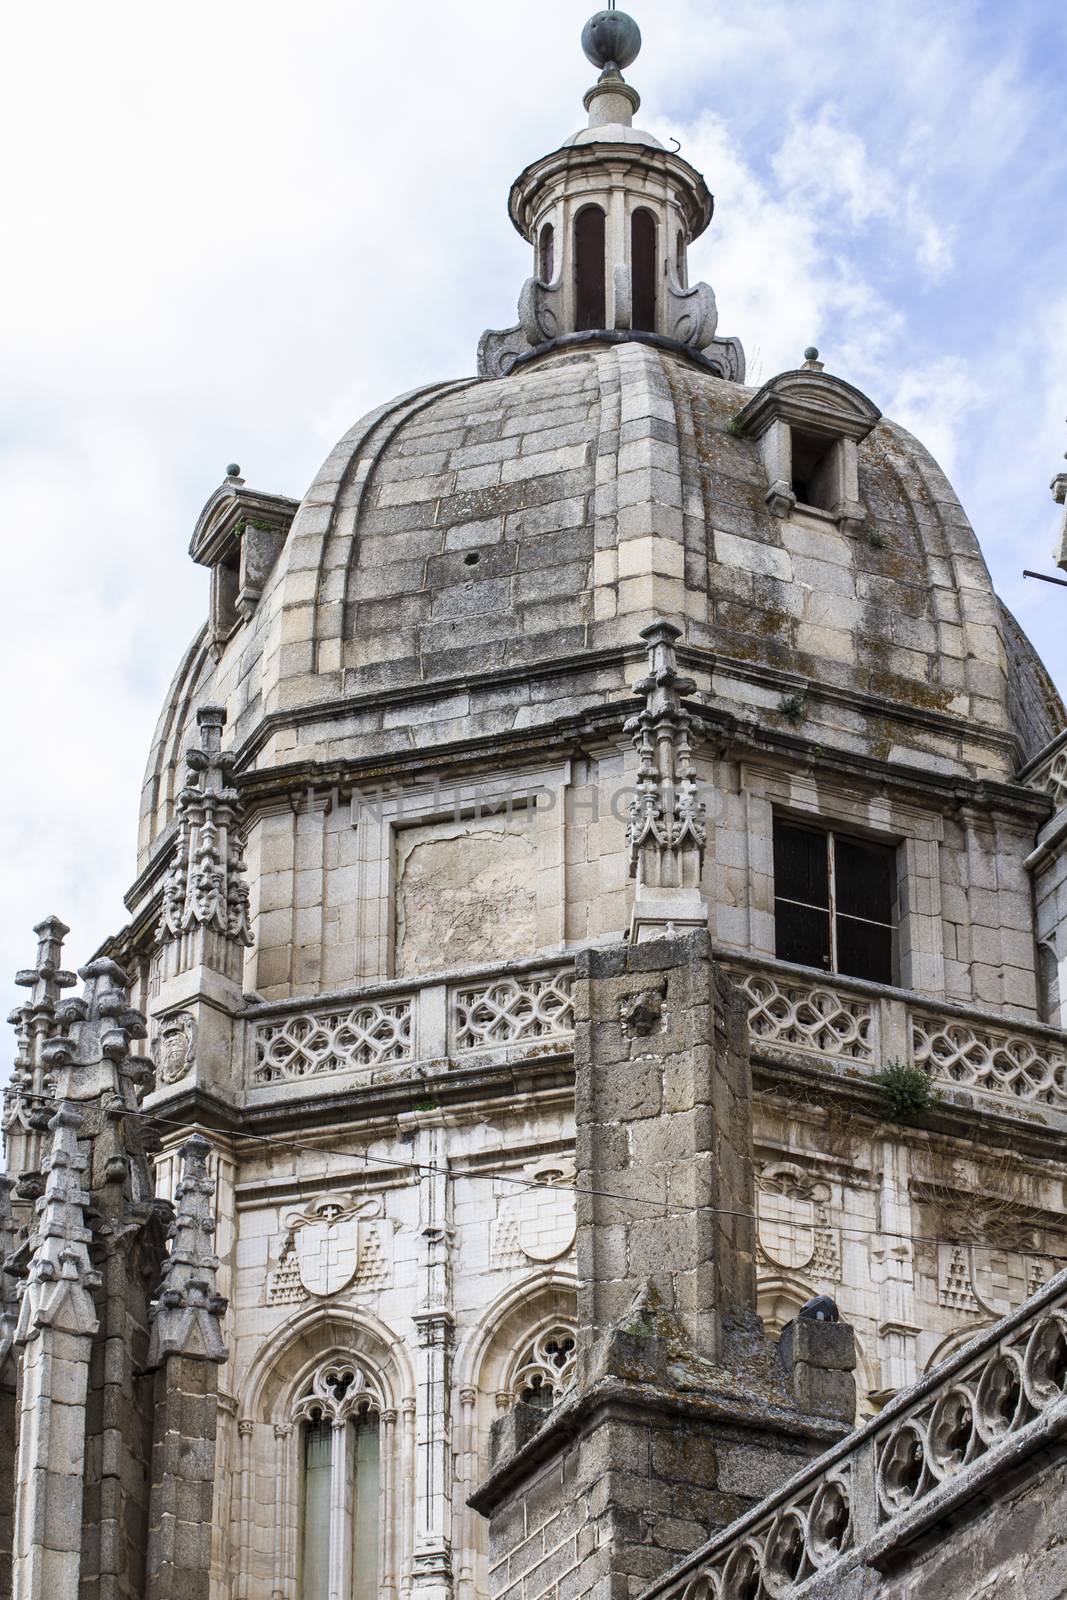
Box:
2;0;1066;1016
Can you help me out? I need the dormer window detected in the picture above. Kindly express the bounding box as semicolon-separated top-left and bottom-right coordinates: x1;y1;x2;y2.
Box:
189;467;299;654
733;360;882;534
790;428;839;514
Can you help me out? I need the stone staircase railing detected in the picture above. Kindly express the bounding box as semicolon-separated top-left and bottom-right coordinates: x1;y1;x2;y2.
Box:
640;1263;1067;1600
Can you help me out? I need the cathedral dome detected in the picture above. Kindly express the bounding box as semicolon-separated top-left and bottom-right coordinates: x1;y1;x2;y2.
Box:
136;18;1063;878
138;338;1063;873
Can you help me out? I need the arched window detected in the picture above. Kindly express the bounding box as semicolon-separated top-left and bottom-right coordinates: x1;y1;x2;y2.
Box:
631;208;657;334
508;1323;577;1411
294;1362;381;1600
574;205;606;331
539;222;555;284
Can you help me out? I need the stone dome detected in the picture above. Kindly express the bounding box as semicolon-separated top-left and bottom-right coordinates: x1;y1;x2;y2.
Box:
138;339;1064;874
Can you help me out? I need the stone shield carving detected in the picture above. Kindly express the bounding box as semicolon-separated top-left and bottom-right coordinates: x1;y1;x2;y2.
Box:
287;1193;380;1298
155;1011;197;1085
757;1162;831;1272
493;1159;577;1266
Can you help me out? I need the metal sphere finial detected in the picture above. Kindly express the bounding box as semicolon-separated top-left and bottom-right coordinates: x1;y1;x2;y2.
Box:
581;9;642;73
226;462;241;479
804;347;819;363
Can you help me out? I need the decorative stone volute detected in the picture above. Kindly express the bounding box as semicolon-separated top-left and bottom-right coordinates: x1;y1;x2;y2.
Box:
147;1134;227;1366
626;621;710;941
478;11;744;380
155;704;253;984
4;916;77;1200
14;1102;101;1345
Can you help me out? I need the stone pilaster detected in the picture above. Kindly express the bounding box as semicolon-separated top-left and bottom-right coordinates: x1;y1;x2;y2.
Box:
3;918;77;1208
471;934;856;1600
411;1117;455;1600
625;624;710;943
145;1135;228;1600
13;1103;100;1600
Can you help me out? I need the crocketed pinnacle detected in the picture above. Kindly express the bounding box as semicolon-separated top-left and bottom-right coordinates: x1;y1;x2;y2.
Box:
147;1133;228;1365
14;1102;101;1344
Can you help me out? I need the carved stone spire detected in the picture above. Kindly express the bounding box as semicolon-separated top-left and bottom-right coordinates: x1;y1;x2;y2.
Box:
155;704;253;982
147;1134;227;1365
1052;420;1067;572
625;621;710;942
4;916;77;1198
14;1102;101;1344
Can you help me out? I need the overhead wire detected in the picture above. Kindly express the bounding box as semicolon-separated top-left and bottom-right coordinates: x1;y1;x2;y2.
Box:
11;1085;1067;1264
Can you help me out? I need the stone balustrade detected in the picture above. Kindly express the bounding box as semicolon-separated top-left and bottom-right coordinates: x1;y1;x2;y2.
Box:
246;955;574;1096
723;951;1067;1117
641;1263;1067;1600
242;948;1067;1119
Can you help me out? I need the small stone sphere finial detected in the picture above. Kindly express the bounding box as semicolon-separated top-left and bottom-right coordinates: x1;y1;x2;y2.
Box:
226;462;241;478
804;347;819;363
582;9;642;72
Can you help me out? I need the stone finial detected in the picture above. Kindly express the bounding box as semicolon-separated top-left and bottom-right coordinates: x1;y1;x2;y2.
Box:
625;622;710;942
41;956;153;1111
4;916;77;1193
155;704;253;976
802;345;825;371
1052;420;1067;573
14;1102;101;1344
147;1134;227;1366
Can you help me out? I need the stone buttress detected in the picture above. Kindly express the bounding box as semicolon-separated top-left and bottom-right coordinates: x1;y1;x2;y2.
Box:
470;931;857;1600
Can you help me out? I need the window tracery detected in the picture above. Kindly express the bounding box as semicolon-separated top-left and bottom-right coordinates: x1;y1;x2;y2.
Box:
508;1324;578;1410
293;1360;381;1600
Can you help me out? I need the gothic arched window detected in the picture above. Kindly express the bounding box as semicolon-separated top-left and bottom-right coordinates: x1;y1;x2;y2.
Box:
294;1362;381;1600
539;222;555;285
574;205;606;331
508;1324;577;1411
631;208;657;333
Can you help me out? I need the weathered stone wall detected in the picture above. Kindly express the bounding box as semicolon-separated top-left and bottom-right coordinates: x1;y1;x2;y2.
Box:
574;932;755;1357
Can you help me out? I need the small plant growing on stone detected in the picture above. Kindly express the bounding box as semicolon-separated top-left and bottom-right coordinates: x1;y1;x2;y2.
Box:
868;530;888;550
874;1062;939;1123
726;415;745;436
777;693;806;725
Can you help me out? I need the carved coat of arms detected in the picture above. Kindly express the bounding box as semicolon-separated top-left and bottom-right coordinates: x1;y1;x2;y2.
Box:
285;1193;381;1298
154;1011;197;1085
492;1159;577;1266
756;1161;839;1277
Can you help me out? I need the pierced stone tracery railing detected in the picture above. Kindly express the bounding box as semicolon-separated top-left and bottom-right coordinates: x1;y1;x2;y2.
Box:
245;950;1066;1117
253;998;415;1084
738;969;874;1063
725;953;1067;1116
453;969;574;1051
247;958;575;1091
644;1266;1067;1600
